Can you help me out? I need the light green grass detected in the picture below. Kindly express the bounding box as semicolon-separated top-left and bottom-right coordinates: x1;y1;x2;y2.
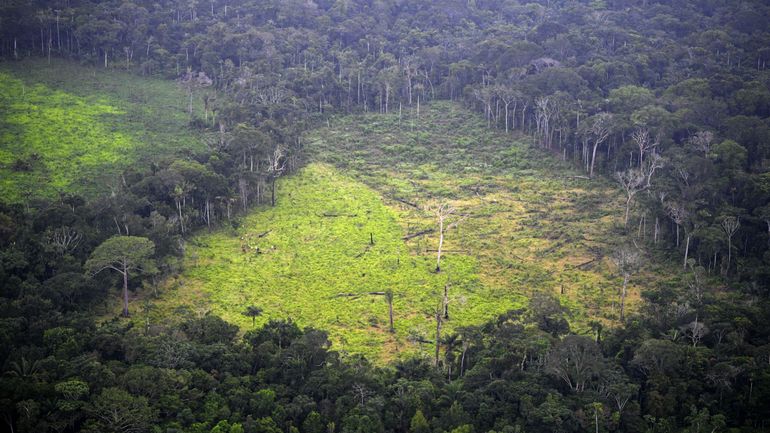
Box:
144;101;669;362
0;59;205;202
307;102;634;332
156;163;521;361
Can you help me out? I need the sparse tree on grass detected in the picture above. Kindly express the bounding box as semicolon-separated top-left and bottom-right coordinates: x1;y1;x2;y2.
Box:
179;69;213;119
434;303;443;368
85;236;156;317
431;202;467;273
631;127;658;169
611;245;642;322
243;305;263;327
442;282;450;320
615;169;647;228
615;152;662;228
384;289;395;333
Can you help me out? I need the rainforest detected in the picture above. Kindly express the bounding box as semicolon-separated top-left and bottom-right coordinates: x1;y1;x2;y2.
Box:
1;1;770;432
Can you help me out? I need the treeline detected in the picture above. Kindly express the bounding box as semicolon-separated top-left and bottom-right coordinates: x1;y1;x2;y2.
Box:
3;286;770;433
2;0;769;284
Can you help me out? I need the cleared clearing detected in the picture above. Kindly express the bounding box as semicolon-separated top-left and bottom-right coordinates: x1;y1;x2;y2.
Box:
144;102;669;361
0;59;204;202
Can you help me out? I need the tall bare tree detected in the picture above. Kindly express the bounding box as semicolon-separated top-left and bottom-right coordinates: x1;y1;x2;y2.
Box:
681;315;709;347
631;127;658;169
495;85;520;133
534;96;554;148
586;113;613;178
721;216;740;274
615;152;662;227
47;226;83;255
615;169;647;228
430;202;467;272
267;145;286;207
666;202;691;270
611;245;642;321
384;289;395;333
434;303;443;367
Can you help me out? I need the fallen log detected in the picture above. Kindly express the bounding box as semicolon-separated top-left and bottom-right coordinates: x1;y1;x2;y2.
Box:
570;257;599;269
402;228;435;241
333;291;386;298
393;197;419;208
257;230;272;238
321;212;358;217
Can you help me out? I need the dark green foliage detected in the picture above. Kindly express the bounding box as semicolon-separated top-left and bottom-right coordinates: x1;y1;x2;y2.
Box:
0;1;769;432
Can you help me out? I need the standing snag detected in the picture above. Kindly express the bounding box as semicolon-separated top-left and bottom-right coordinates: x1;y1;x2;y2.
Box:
267;145;287;207
384;289;395;333
720;216;740;275
434;303;443;368
47;226;83;255
611;246;642;322
665;201;692;270
632;127;653;168
586;112;613;178
615;169;647;228
430;202;467;273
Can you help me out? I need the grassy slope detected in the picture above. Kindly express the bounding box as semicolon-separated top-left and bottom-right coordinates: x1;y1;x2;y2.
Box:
307;102;632;328
0;59;204;202
147;101;673;362
159;163;488;361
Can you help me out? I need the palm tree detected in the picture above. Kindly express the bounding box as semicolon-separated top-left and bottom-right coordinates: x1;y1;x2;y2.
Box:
243;305;263;327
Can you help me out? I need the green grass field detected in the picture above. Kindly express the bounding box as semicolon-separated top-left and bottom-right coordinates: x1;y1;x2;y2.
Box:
158;163;496;361
0;59;205;202
145;101;669;361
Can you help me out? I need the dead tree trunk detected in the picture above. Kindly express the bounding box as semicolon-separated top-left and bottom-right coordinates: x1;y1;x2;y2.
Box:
434;307;443;367
443;282;450;320
385;290;395;333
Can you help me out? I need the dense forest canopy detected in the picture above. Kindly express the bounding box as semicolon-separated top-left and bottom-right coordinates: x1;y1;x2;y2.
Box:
1;0;770;432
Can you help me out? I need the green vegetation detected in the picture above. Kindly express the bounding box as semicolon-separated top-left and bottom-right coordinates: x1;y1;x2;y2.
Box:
0;59;204;202
308;102;637;328
150;102;662;360
159;162;488;361
2;0;770;431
